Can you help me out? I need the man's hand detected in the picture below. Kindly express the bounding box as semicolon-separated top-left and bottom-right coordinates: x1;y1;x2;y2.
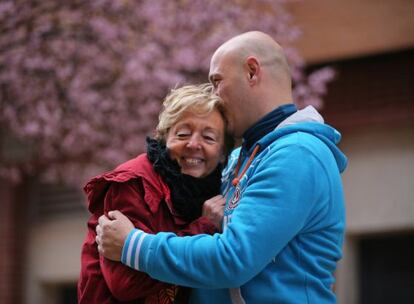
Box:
96;210;134;261
202;195;225;231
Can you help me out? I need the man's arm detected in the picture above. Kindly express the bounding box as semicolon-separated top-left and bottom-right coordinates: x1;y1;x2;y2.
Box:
99;144;328;289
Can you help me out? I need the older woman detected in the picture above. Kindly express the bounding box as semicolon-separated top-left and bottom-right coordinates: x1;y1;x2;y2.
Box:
78;84;232;303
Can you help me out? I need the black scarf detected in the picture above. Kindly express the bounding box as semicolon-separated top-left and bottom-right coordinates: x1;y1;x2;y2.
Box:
146;137;222;222
243;103;297;151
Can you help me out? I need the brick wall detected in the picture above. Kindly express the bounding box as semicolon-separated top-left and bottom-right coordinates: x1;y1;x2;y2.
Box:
0;180;28;304
318;49;414;130
0;181;14;304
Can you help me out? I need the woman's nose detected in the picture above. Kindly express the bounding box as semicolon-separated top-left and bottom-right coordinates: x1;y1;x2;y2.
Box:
186;134;202;149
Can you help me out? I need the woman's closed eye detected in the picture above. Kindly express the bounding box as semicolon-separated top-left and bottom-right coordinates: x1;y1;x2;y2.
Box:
176;129;191;138
203;133;218;143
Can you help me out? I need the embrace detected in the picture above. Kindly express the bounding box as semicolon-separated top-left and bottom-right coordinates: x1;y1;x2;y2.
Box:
78;31;347;304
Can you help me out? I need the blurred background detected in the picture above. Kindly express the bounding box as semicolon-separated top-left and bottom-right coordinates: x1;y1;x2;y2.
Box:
1;0;413;303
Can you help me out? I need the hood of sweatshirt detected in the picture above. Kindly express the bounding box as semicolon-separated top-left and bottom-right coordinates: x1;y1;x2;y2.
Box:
252;106;347;173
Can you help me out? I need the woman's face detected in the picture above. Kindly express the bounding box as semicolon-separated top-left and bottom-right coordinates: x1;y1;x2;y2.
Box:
166;109;225;178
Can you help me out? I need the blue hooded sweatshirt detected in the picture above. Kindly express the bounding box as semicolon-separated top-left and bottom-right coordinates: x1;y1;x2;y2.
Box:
122;106;347;303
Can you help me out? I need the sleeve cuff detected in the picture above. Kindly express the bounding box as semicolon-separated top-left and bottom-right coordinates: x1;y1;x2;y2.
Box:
121;228;148;270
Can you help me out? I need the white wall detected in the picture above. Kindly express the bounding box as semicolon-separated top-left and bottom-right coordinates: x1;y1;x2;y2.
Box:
336;124;414;304
25;214;88;304
341;125;414;233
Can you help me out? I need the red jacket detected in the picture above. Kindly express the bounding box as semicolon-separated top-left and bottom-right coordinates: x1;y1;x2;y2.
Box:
78;154;217;303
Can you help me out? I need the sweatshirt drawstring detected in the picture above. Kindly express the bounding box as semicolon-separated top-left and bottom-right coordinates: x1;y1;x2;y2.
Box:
231;145;260;187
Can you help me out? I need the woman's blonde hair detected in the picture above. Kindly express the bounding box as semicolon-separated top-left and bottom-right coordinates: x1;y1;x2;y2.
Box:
156;83;225;141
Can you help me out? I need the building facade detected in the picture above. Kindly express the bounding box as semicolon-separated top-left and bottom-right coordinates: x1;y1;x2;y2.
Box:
1;1;413;303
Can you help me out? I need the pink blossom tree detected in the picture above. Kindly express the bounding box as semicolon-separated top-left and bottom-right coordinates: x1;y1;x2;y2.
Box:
0;0;334;185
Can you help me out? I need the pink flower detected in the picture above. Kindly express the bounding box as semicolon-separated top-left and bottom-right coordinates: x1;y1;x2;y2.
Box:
0;0;335;184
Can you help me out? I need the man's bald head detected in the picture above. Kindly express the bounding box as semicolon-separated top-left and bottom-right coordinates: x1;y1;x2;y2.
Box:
208;31;293;137
212;31;291;84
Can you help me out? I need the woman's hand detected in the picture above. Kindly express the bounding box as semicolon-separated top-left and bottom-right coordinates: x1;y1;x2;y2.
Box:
96;210;134;261
202;195;225;231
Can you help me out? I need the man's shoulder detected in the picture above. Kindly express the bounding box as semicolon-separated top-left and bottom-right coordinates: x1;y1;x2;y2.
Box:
265;128;327;153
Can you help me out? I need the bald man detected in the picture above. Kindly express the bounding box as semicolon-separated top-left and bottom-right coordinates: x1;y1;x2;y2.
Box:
96;31;347;303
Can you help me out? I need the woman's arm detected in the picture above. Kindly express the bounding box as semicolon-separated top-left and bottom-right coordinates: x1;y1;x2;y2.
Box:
99;180;222;300
99;180;174;301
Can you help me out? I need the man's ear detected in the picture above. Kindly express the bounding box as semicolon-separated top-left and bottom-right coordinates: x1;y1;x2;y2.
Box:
246;56;260;84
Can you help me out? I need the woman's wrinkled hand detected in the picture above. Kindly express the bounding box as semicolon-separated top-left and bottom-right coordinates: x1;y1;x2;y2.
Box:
202;195;225;231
